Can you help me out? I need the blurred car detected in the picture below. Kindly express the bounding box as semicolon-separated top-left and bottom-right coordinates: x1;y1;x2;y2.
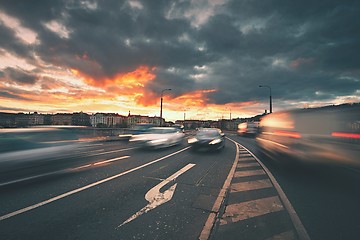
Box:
256;104;360;168
129;127;185;149
237;122;259;137
118;123;155;140
187;128;225;151
172;124;185;133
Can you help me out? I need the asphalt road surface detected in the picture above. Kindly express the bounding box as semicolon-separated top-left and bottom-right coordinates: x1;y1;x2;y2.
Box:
0;133;359;240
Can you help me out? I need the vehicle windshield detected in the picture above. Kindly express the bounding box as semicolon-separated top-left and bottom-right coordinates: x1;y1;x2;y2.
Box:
147;128;178;134
132;124;154;131
196;130;221;138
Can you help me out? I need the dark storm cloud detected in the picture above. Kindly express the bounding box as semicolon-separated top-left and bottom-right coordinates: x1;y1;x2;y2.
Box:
0;24;33;59
0;0;359;108
0;91;32;101
2;67;38;85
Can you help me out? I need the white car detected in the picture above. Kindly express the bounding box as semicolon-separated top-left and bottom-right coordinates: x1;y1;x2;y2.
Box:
129;127;185;149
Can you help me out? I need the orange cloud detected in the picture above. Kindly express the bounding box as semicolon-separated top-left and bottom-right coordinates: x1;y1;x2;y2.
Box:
71;65;156;89
135;88;218;108
173;89;217;107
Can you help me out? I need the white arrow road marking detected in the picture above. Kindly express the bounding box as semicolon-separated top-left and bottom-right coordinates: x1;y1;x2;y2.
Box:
118;163;196;228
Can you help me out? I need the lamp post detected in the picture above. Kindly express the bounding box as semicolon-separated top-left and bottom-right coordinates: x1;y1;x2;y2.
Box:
160;88;171;126
259;85;272;113
225;107;231;120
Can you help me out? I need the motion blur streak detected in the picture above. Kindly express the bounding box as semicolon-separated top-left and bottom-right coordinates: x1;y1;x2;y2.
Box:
0;147;190;221
257;104;360;168
332;132;360;139
272;131;301;139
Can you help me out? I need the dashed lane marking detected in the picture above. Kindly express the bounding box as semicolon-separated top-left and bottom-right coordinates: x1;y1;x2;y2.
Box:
204;137;310;240
265;230;297;240
237;162;260;167
219;196;284;225
234;169;266;178
230;179;273;193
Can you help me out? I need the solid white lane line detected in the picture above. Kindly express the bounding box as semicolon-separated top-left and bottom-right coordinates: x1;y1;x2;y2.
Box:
71;164;92;171
93;156;130;165
87;149;105;153
0;155;131;187
87;147;137;157
0;147;190;221
0;170;68;187
256;137;289;149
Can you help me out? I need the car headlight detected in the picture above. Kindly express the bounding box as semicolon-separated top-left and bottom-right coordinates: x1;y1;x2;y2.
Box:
188;137;198;144
209;139;222;145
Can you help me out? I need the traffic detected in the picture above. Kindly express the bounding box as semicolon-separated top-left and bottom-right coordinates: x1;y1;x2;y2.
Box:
0;104;359;240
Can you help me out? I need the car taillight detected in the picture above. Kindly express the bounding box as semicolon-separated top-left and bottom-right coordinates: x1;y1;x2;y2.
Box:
331;132;360;139
273;130;301;139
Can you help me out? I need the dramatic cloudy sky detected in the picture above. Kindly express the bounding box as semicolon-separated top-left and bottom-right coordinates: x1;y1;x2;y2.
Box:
0;0;359;121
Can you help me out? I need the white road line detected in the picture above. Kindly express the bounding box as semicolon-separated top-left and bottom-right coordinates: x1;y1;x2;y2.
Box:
87;149;105;153
71;164;92;171
238;157;256;161
230;179;273;193
234;169;266;178
199;137;240;240
228;137;310;240
0;147;190;222
93;156;130;165
237;162;259;167
118;163;196;227
220;196;284;225
87;147;137;157
0;155;131;187
257;137;289;149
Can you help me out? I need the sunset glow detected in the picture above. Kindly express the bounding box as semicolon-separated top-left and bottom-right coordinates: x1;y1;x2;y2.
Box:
0;1;359;122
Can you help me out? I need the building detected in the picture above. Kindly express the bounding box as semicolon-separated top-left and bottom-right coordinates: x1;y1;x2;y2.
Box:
72;112;91;126
127;112;162;128
51;113;72;125
175;120;217;130
90;113;126;128
0;112;16;127
28;112;45;125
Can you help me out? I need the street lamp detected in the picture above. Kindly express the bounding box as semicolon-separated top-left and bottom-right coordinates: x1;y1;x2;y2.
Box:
225;107;232;120
259;85;272;113
160;88;171;126
183;108;189;122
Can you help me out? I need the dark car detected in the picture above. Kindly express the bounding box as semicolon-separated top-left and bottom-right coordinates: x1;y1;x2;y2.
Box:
187;128;225;151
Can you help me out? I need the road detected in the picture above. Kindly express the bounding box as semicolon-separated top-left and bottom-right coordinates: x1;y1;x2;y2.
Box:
0;133;359;240
230;133;360;240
